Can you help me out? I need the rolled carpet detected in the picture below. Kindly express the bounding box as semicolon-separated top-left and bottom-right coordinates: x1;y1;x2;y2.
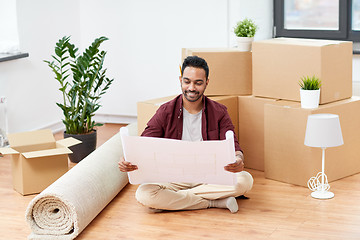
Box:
25;123;136;239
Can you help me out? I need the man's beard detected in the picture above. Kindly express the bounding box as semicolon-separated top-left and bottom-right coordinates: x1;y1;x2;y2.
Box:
183;90;203;102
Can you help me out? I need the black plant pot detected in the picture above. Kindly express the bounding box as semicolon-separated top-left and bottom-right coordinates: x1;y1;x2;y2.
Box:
64;130;97;163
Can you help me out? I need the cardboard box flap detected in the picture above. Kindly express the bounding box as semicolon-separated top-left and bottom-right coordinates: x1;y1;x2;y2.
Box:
22;147;73;159
0;147;19;155
272;97;360;110
139;96;176;106
56;137;82;148
266;100;299;108
185;48;249;53
8;129;55;148
259;37;348;47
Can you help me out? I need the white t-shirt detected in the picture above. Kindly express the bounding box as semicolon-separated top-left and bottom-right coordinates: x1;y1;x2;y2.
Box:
181;107;203;142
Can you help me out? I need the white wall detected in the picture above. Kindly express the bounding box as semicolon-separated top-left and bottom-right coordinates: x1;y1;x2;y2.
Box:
81;0;274;120
0;0;81;133
0;0;274;133
80;0;227;119
81;0;228;118
228;0;273;46
2;0;357;134
12;1;360;133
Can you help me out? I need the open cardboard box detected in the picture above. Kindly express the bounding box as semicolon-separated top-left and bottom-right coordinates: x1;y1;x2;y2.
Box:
0;129;81;195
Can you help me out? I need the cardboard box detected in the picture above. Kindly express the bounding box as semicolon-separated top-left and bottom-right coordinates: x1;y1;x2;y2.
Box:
182;48;252;96
264;97;360;187
238;96;278;171
137;95;176;136
210;95;239;138
252;38;352;104
137;95;239;138
0;129;81;195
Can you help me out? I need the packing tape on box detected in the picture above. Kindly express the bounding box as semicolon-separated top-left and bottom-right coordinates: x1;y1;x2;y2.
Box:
25;123;137;240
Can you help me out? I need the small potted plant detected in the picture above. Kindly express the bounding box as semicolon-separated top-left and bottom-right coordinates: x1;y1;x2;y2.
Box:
44;36;114;163
299;75;322;109
233;18;258;51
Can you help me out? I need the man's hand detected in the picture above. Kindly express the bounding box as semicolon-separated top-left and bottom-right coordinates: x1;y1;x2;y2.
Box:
224;151;244;173
118;157;138;172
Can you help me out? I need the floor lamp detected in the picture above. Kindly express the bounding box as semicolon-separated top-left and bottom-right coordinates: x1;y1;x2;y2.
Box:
304;114;344;199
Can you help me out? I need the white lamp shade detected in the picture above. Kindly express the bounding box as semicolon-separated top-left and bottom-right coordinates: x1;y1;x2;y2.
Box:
304;114;344;148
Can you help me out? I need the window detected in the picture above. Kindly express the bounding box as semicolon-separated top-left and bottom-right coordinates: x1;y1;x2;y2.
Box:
350;0;360;41
0;0;28;62
0;0;20;53
284;0;339;30
274;0;360;53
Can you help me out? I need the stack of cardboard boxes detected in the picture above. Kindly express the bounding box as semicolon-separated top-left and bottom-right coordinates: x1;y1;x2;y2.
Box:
137;48;251;137
253;38;359;187
137;37;360;187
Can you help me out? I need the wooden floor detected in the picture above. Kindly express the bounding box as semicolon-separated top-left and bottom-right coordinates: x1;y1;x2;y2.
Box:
1;123;360;239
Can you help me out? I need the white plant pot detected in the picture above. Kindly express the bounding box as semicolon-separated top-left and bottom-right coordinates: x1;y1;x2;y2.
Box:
236;37;254;52
300;89;320;109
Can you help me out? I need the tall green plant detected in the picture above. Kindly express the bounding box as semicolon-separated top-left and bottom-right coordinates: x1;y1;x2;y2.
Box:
44;36;114;134
299;75;322;90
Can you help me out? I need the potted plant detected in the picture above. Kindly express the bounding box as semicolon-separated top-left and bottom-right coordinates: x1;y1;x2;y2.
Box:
233;18;258;51
44;36;114;163
299;75;322;109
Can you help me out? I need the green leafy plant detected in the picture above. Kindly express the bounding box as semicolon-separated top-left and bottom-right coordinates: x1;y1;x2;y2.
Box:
234;18;258;38
44;36;114;134
299;75;322;90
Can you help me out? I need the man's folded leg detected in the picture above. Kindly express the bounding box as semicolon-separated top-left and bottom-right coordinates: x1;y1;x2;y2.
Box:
135;171;253;213
135;182;209;211
186;171;254;200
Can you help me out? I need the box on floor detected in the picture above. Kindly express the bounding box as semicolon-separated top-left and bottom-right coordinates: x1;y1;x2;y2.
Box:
238;95;278;171
252;38;352;104
182;48;252;96
0;129;80;195
137;95;239;138
137;95;176;136
264;97;360;187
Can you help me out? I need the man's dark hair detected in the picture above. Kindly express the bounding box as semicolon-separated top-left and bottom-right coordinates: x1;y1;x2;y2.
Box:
181;56;209;79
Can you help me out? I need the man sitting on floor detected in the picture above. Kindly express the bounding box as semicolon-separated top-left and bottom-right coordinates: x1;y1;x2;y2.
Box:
119;56;253;213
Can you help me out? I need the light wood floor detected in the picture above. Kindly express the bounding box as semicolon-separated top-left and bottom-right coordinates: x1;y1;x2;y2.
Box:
1;123;360;239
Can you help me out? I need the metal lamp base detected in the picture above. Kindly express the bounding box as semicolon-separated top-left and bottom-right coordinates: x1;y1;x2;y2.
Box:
311;191;334;199
307;148;335;200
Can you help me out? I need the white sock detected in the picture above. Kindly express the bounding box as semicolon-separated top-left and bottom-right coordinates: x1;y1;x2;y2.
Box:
209;197;238;213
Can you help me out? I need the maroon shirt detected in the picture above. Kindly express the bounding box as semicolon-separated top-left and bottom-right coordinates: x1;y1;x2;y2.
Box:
141;94;241;152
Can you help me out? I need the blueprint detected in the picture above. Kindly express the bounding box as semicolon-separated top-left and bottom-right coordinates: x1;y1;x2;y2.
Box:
120;128;237;185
